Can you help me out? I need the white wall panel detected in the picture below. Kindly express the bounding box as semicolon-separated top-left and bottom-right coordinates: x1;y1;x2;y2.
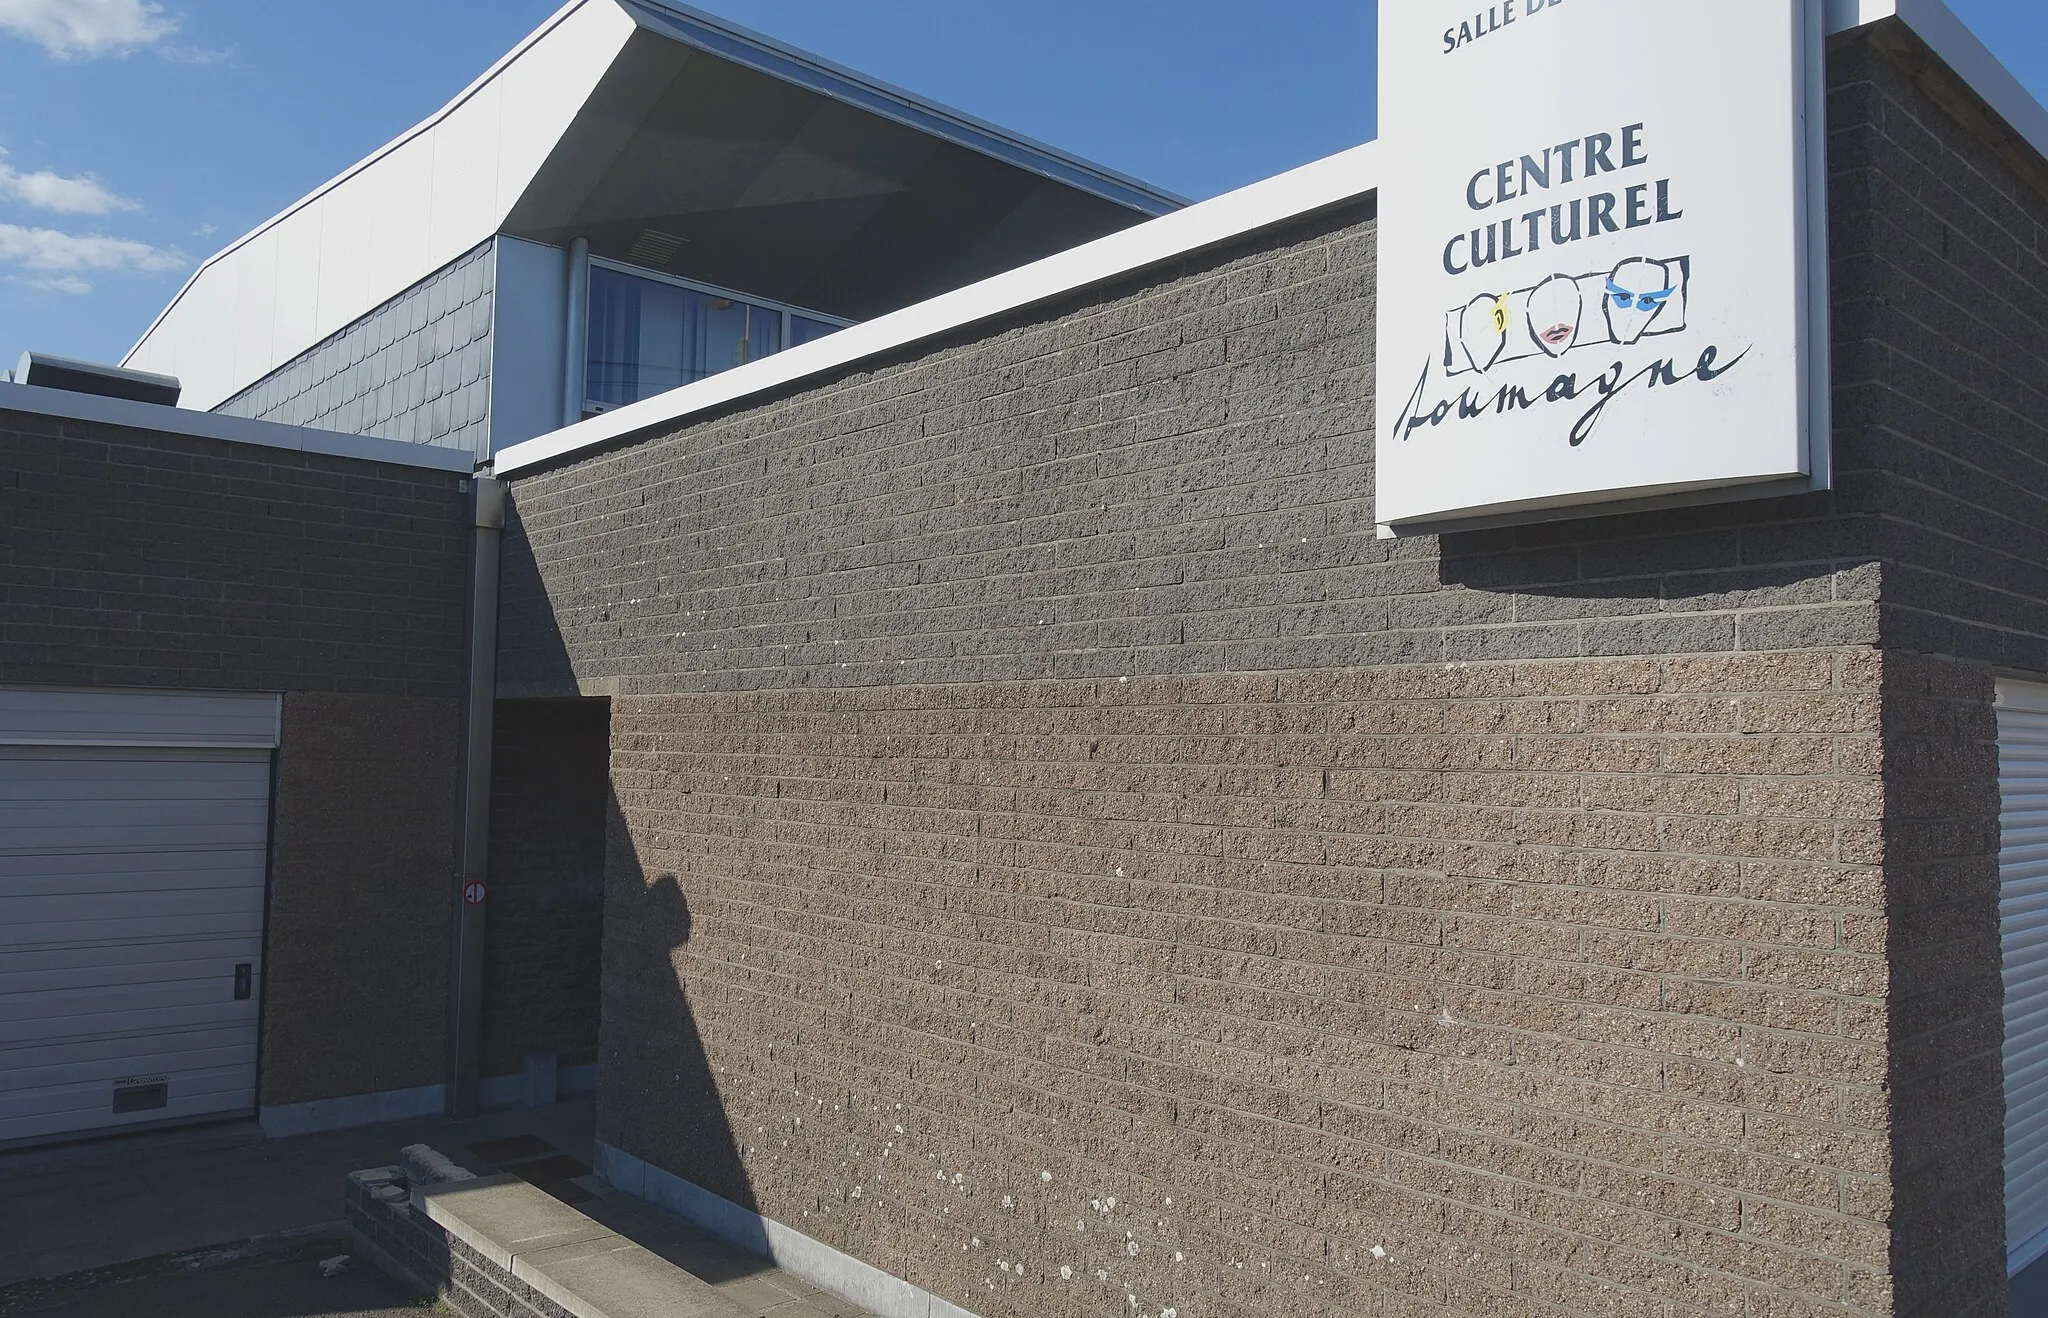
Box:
315;172;377;338
229;229;281;404
492;0;640;218
361;132;441;338
267;205;326;373
489;236;570;451
427;82;508;267
124;0;633;415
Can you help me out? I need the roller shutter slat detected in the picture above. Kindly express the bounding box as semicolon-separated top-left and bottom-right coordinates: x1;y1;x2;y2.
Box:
0;722;270;1149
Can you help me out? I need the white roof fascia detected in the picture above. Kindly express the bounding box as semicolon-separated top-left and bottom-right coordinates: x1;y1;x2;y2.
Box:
620;0;1186;213
1826;0;2048;165
0;381;477;475
124;0;602;368
494;141;1378;477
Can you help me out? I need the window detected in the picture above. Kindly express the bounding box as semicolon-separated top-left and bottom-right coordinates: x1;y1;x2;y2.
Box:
790;315;842;348
584;263;846;414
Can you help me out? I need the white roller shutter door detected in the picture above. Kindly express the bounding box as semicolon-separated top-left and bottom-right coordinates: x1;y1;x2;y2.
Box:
0;689;280;1147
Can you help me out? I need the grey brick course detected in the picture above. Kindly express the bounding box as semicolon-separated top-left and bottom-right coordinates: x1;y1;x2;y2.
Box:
0;413;470;697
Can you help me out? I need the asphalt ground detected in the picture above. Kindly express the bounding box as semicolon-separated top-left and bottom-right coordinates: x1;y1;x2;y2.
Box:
0;1242;448;1318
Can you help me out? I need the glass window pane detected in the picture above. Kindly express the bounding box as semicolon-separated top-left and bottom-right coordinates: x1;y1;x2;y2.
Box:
698;297;782;377
790;315;840;347
586;265;834;414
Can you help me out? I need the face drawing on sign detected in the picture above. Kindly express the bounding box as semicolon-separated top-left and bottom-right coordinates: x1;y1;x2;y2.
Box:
1458;292;1510;372
1604;258;1679;345
1528;274;1582;358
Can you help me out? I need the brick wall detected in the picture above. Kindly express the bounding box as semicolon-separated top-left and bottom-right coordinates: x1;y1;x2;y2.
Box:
601;656;1893;1318
0;410;474;1110
495;22;2045;1318
498;199;1876;698
0;411;470;696
1829;27;2048;1311
264;692;459;1107
218;240;495;458
481;699;610;1080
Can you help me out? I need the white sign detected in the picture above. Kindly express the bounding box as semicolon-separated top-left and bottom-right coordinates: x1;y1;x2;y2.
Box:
1374;0;1829;532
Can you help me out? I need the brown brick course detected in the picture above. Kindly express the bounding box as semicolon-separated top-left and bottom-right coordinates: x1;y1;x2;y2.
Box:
596;653;1902;1318
265;691;459;1107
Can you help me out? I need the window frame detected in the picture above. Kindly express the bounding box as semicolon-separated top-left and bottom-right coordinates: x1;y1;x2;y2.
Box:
582;256;853;415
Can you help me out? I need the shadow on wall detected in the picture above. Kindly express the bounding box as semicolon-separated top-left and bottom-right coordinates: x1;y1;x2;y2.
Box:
496;494;583;698
597;787;762;1232
1434;487;1849;613
482;698;611;1081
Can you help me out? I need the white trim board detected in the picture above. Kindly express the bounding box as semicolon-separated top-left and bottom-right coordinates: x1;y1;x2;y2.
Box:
496;0;2048;483
0;380;477;475
494;141;1382;477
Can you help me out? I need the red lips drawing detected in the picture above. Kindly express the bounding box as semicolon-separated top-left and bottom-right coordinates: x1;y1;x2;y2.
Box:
1528;273;1582;358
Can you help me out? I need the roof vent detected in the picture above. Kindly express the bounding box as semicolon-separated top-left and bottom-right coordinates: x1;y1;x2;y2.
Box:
625;229;689;270
13;352;181;407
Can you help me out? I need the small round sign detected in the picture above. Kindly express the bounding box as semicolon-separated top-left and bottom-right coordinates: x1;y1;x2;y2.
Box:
462;881;487;906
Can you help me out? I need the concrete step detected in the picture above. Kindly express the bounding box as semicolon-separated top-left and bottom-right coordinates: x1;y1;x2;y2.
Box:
363;1159;754;1318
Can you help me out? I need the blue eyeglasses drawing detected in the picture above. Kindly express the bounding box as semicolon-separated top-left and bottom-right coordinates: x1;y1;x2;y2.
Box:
1606;280;1676;312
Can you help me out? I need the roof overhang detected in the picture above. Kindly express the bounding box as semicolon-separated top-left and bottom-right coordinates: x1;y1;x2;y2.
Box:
125;0;1180;412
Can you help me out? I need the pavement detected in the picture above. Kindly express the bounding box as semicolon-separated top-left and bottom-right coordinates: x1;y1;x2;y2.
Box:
0;1098;596;1291
0;1096;868;1318
0;1242;446;1317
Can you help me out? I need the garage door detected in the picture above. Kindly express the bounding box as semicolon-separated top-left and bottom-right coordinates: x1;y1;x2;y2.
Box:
0;689;280;1148
2001;680;2048;1274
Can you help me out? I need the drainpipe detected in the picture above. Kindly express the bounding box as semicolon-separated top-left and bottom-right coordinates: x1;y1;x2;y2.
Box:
562;238;590;429
448;475;506;1119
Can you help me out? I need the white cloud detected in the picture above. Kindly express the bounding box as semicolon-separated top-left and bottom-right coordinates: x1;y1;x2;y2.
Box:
0;223;183;276
0;151;136;215
0;0;178;60
27;273;94;295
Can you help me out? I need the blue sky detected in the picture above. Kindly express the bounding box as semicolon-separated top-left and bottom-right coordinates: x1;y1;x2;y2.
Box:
0;0;2041;371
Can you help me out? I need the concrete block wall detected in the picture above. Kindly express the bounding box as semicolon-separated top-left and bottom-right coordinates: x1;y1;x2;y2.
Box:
218;240;496;457
593;656;1893;1318
1825;27;2048;1310
266;692;460;1108
0;409;473;1114
0;411;471;696
492;23;2043;1318
502;205;1902;1318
